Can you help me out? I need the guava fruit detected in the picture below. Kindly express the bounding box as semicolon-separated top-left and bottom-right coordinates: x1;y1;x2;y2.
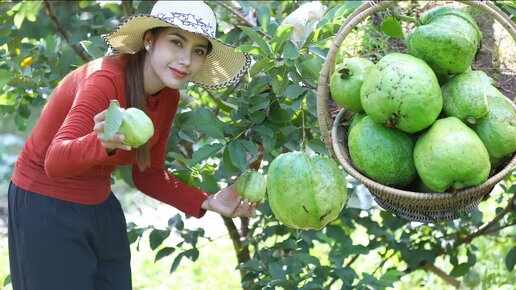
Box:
348;116;417;188
463;269;482;288
360;53;443;133
442;70;492;124
414;117;490;192
236;170;267;202
329;57;374;112
473;86;516;162
104;101;154;148
407;7;482;76
267;151;348;230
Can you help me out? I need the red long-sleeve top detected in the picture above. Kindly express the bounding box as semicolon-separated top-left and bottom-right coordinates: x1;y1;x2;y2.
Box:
11;55;208;218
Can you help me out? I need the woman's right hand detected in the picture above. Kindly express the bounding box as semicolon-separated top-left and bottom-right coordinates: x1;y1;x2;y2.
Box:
93;109;132;152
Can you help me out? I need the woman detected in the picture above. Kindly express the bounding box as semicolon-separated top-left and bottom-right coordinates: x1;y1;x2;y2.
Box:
8;1;255;289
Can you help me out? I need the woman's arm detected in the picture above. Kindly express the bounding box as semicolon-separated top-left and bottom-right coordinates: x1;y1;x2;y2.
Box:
44;73;127;178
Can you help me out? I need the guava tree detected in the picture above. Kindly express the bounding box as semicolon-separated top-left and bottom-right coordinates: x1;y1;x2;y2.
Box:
0;1;514;289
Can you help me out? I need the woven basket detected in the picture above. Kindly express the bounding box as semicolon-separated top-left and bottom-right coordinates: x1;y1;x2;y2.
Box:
317;0;516;222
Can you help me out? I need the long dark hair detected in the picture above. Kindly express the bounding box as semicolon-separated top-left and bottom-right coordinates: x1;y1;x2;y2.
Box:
123;27;164;171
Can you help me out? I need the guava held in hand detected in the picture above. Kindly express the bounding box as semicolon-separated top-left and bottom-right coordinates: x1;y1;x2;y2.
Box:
407;6;482;76
267;151;348;230
236;170;267;203
414;117;490;192
104;100;155;148
329;57;374;112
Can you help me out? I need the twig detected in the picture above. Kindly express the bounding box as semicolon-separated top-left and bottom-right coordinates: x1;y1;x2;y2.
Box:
422;262;460;289
372;251;396;275
42;0;92;62
121;0;134;16
454;194;515;248
213;0;272;40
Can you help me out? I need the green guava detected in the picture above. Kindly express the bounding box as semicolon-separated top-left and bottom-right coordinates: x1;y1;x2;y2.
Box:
329;57;374;112
407;7;482;76
348;116;417;188
414;117;490;192
463;269;482;288
473;86;516;162
236;170;267;202
360;53;443;133
442;70;492;124
118;108;154;148
267;151;348;230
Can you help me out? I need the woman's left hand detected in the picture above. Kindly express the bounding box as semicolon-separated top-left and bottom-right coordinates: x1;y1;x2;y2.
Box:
202;184;262;218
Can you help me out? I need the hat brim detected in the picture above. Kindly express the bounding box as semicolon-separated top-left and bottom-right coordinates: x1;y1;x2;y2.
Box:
102;14;250;90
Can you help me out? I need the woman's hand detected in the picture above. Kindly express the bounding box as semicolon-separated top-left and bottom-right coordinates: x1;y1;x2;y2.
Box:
93;109;132;152
202;184;262;218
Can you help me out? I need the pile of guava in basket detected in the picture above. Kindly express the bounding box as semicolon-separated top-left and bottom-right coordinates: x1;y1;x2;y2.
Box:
329;6;515;193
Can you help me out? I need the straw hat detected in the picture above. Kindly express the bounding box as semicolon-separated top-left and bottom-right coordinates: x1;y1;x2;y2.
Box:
102;1;251;89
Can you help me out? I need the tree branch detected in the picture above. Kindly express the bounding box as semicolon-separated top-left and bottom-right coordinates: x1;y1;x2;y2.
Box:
422;262;460;289
454;193;515;248
42;0;92;62
121;0;134;16
213;0;272;40
221;216;250;280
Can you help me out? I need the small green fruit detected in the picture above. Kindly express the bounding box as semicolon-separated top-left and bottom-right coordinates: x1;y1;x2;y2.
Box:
118;108;154;148
348;116;417;188
236;170;267;202
414;117;490;192
329;57;374;112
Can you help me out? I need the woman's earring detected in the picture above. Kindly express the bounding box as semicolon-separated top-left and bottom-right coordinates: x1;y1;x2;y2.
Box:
145;42;152;51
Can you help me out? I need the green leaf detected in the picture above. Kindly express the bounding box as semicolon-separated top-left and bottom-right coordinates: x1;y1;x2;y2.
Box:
3;274;11;287
229;140;248;172
271;66;289;97
103;100;123;140
381;17;404;39
170;252;185;273
183;248;200;261
254;124;274;137
250;58;275;76
80;40;106;59
249;95;270;113
240;26;272;56
505;247;516;271
380;269;405;283
257;4;270;31
449;262;470;277
272;24;294;53
168;214;184;230
223;146;240;172
195;108;224;139
285;83;306;99
155;247;175;262
149;229;170;250
0;69;15;88
197;171;219;193
189;143;224;165
283;41;300;60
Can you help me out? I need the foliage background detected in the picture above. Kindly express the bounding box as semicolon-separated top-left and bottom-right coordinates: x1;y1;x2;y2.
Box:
0;1;515;289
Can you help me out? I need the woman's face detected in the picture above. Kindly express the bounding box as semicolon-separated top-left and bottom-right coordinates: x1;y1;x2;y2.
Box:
144;27;210;93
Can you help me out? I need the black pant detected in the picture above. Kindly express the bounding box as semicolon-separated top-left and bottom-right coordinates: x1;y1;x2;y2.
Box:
8;181;132;290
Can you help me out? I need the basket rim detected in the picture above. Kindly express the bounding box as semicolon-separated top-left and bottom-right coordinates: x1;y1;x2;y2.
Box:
317;0;516;204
